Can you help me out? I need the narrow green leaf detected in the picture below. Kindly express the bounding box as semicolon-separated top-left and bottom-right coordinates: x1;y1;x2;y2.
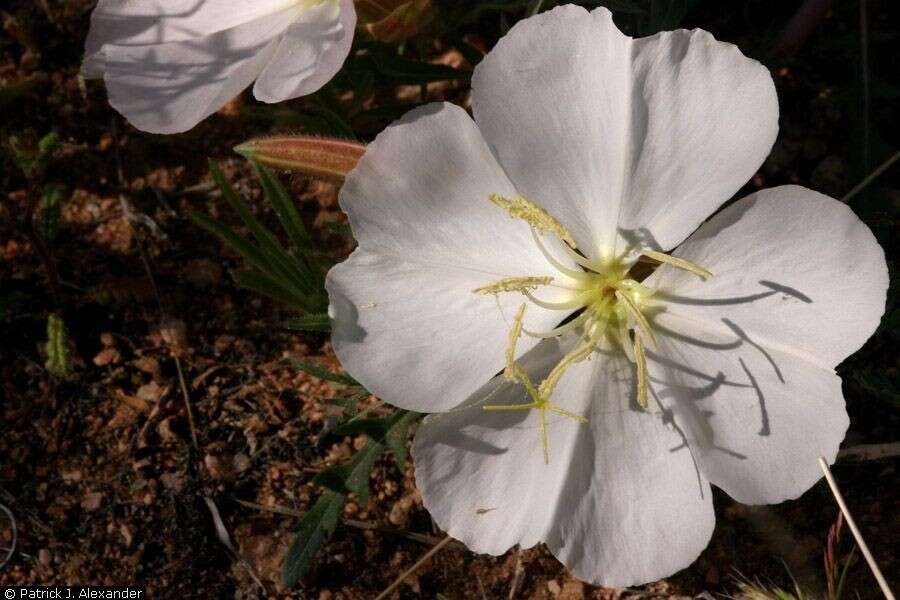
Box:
208;161;318;298
281;491;345;587
366;53;471;84
36;132;60;168
190;212;282;284
327;391;369;418
333;410;421;472
40;183;66;242
45;314;72;377
232;269;317;312
284;313;331;332
314;440;382;504
288;358;359;387
385;410;420;471
253;163;313;251
0;79;35;111
351;102;426;131
309;105;357;141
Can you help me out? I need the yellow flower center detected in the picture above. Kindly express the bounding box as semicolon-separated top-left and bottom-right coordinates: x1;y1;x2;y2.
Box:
474;194;712;463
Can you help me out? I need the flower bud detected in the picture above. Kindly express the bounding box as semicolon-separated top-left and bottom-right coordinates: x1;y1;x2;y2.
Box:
234;136;366;184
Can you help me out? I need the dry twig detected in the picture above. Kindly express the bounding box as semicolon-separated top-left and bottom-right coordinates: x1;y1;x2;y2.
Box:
374;535;454;600
818;457;895;599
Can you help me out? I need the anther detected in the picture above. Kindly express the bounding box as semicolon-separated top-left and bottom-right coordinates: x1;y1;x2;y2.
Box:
474;276;553;295
615;289;657;349
634;333;649;409
489;193;576;247
641;249;712;280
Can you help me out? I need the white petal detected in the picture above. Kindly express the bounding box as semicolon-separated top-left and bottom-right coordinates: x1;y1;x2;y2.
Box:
413;340;715;587
100;6;302;133
648;313;849;504
328;103;578;412
643;186;887;503
646;186;889;369
254;0;356;103
472;5;777;256
83;0;305;77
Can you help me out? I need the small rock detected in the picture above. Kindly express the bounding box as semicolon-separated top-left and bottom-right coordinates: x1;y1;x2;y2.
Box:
93;347;121;366
233;453;251;474
120;523;134;547
183;258;223;288
132;356;161;378
159;317;188;352
214;335;236;355
38;548;51;566
81;491;103;511
388;494;416;528
61;469;82;483
136;381;167;403
558;578;584;600
204;454;227;480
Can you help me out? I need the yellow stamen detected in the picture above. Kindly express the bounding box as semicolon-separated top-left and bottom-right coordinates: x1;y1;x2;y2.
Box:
474;276;553;295
538;341;595;400
615;289;657;349
504;303;527;381
642;249;712;280
617;313;635;362
489;193;576;247
634;333;649;409
546;405;589;423
484;332;588;464
539;409;549;464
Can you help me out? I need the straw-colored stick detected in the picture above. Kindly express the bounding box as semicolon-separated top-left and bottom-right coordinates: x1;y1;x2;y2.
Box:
818;457;895;599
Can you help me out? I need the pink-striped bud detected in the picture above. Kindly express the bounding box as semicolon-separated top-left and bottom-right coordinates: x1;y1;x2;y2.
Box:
234;136;366;184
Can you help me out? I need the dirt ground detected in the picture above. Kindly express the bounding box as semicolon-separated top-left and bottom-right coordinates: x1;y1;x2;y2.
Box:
1;1;898;598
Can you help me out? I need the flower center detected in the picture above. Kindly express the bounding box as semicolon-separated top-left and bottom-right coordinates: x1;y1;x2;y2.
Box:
473;194;712;463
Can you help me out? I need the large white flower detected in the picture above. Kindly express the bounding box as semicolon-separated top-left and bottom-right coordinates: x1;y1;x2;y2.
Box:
83;0;356;134
326;5;888;588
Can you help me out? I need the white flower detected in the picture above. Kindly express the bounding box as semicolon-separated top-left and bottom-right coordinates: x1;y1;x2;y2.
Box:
82;0;356;134
326;5;888;588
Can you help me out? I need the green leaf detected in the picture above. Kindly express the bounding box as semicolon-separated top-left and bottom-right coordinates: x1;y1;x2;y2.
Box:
36;132;60;168
39;183;66;242
288;358;359;387
196;162;328;312
284;313;331;332
231;269;317;311
45;314;73;377
363;53;472;85
191;212;278;281
351;102;426;131
851;368;900;407
208;161;319;297
314;440;383;504
253;163;313;252
281;491;345;587
326;391;369;418
333;410;421;472
308;105;357;141
192;212;319;311
0;79;35;111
